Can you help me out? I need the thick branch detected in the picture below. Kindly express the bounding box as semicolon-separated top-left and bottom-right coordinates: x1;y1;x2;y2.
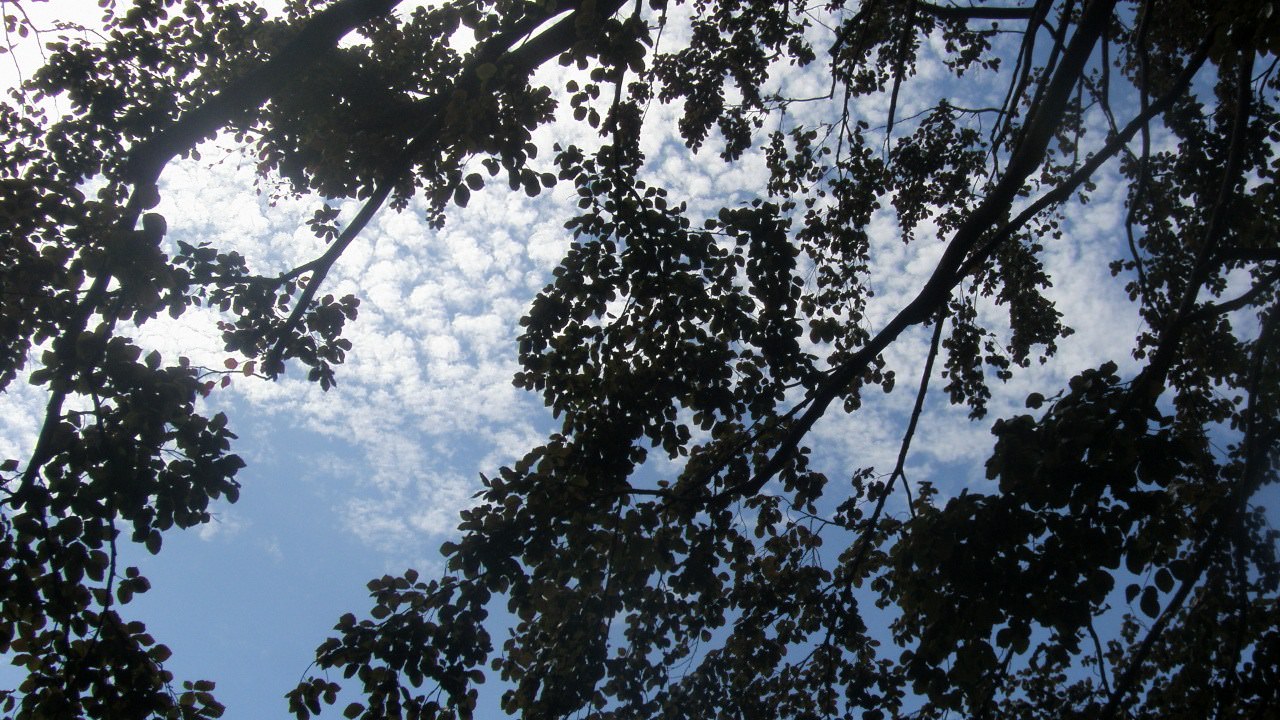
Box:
956;37;1211;282
726;0;1119;501
263;0;628;371
1220;247;1280;263
1187;267;1280;325
126;0;403;185
1101;56;1264;716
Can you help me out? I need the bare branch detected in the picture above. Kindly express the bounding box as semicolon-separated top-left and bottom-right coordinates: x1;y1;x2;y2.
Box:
890;307;948;518
1087;618;1113;696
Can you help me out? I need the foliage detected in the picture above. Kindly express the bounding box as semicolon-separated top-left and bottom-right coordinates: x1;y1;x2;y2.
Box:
2;0;1279;718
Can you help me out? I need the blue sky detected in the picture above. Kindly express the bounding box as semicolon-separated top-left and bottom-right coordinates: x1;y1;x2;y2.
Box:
3;1;1277;716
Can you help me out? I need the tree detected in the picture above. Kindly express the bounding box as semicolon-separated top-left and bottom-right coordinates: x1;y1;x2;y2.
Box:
1;0;1278;717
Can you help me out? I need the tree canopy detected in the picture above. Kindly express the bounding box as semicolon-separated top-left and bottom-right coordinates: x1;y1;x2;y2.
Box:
2;0;1279;718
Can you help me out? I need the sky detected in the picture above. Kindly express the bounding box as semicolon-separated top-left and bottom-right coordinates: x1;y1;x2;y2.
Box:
1;1;1275;717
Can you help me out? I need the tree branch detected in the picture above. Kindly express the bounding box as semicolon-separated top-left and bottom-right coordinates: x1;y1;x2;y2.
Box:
1087;617;1113;696
1123;0;1156;305
1187;267;1280;325
1220;247;1280;263
1099;304;1278;720
19;0;405;491
126;0;404;185
1132;48;1255;401
989;0;1053;160
955;36;1211;283
723;0;1119;502
261;0;628;373
890;307;948;518
1102;54;1269;706
917;1;1040;21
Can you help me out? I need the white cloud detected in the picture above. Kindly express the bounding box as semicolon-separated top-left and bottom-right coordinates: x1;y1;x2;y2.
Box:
0;369;47;467
196;510;248;542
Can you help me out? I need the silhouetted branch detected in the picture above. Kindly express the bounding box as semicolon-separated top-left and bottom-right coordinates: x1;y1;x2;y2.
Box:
724;0;1120;502
890;308;948;518
918;1;1039;21
1133;48;1255;401
1100;303;1277;720
263;0;629;372
1188;267;1280;324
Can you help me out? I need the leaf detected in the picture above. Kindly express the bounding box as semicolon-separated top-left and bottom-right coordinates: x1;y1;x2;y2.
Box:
142;212;167;240
1140;586;1160;618
145;530;163;555
137;183;161;209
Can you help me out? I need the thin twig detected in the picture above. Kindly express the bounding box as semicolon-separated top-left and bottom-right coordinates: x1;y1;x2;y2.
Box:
889;307;948;519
